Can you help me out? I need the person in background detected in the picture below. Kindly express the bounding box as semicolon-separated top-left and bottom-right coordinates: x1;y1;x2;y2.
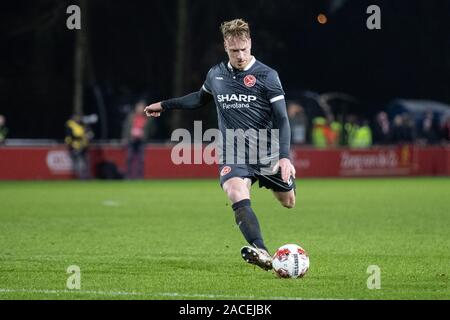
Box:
344;114;359;147
287;101;308;145
419;108;440;145
392;113;414;144
311;114;341;148
122;100;152;179
324;113;341;147
311;116;328;148
372;111;391;145
441;115;450;143
0;115;8;145
351;119;372;148
65;115;92;179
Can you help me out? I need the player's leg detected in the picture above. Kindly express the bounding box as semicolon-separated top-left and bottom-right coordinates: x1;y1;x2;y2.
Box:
222;176;251;203
220;166;272;270
223;177;269;251
273;189;296;209
256;169;296;208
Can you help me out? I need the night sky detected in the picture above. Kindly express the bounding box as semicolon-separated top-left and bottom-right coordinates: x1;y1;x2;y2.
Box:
1;0;449;139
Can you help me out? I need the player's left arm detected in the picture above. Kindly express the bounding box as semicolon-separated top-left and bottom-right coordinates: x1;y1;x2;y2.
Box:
272;98;296;182
266;70;296;182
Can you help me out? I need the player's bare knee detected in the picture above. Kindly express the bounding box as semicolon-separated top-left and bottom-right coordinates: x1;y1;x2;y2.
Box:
282;195;296;209
223;182;248;202
282;200;295;209
227;187;244;200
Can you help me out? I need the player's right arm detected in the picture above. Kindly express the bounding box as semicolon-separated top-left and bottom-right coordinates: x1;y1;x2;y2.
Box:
145;67;215;118
145;88;213;118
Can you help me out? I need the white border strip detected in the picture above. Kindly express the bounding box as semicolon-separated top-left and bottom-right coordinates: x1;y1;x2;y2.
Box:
0;288;347;300
269;95;285;103
202;85;212;94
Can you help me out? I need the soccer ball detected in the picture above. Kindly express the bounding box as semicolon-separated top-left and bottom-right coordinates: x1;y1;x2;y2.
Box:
272;244;309;278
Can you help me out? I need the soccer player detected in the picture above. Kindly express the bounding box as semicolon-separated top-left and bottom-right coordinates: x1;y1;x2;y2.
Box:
144;19;296;271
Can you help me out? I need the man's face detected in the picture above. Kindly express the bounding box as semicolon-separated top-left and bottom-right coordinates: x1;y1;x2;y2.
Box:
224;36;252;70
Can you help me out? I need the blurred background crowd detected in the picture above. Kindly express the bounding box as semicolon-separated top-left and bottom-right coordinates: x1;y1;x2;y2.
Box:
285;94;450;148
1;0;449;148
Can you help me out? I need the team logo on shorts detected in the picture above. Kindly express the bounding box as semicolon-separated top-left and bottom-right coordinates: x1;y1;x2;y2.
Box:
220;166;232;176
287;177;293;186
243;75;256;87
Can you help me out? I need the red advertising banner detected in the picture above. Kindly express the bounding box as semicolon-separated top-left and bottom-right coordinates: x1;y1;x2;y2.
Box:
291;145;415;177
0;146;73;180
0;144;449;180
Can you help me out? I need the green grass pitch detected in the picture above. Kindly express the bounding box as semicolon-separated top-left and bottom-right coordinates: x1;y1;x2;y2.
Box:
0;178;449;300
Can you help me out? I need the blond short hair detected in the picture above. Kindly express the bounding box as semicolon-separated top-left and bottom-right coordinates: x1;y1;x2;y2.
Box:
220;19;251;40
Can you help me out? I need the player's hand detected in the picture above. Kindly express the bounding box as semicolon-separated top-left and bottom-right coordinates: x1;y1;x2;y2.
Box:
273;158;296;183
144;102;163;117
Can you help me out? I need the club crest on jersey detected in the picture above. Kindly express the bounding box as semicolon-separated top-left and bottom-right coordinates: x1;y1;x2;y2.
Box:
220;166;232;176
243;75;256;87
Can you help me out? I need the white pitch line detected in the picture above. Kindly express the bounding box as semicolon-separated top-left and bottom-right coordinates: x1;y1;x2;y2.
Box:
0;288;347;300
102;200;120;207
